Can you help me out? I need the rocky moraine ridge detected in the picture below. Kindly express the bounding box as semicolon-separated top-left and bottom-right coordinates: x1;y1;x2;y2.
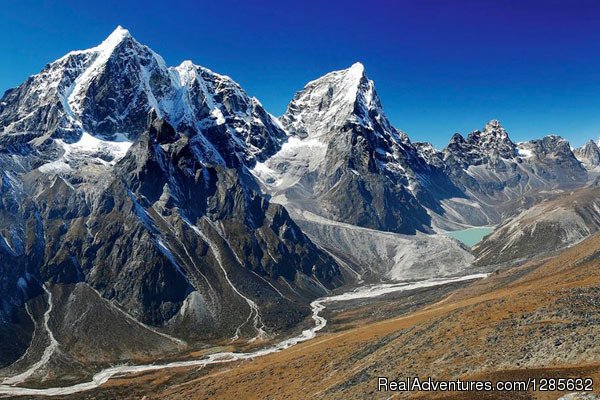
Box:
0;26;598;384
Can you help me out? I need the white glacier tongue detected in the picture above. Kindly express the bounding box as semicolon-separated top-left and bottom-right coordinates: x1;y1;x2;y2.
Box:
37;132;133;174
517;142;534;159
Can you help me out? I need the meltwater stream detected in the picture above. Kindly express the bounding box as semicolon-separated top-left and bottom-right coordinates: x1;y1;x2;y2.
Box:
0;274;487;397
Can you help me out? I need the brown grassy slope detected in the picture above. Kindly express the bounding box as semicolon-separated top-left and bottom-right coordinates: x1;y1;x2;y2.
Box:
68;232;600;400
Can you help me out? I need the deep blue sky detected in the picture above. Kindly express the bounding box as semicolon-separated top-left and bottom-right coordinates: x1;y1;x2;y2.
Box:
2;0;600;148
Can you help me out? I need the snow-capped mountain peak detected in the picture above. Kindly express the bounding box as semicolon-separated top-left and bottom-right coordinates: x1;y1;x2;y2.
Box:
53;25;134;64
339;62;366;103
574;138;600;167
347;61;365;74
466;119;516;158
95;25;132;51
174;60;197;83
280;62;370;139
483;119;506;136
280;61;404;146
251;62;438;235
305;61;365;96
0;26;173;141
0;27;287;166
65;26;172;128
476;119;510;142
443;120;518;168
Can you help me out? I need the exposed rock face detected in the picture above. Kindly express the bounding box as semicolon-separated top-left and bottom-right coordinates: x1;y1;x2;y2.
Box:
0;113;343;377
253;66;591;232
444;120;517;169
414;142;445;168
0;26;343;375
574;139;600;168
0;26;286;166
0;27;173;140
444;121;586;194
522;135;589;181
87;114;340;328
4;27;591;237
435;122;589;228
253;63;462;234
473;186;600;266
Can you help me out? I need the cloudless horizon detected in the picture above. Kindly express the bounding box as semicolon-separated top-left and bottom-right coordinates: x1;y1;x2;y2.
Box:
2;0;600;148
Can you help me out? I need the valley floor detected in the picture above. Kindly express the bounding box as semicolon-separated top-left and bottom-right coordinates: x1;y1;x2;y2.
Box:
39;233;600;400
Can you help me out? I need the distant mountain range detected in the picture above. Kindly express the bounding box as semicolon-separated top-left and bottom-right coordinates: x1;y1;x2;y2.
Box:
1;26;599;386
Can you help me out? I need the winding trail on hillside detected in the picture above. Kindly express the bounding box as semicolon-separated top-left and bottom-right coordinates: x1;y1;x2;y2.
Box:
0;274;487;398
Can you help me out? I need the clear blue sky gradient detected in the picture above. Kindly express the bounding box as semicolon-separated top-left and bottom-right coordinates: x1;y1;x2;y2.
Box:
2;0;600;148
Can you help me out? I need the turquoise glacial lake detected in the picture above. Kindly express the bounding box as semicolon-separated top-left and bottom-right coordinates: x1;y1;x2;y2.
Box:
443;227;495;247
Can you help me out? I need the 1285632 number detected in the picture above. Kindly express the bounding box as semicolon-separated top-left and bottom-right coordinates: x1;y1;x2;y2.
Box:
537;378;593;391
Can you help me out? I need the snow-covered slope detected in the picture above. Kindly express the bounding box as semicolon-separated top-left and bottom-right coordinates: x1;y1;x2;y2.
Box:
437;122;589;228
443;120;517;168
253;63;457;234
279;62;407;144
0;26;171;140
0;28;345;379
252;65;593;234
0;26;285;167
574;139;600;169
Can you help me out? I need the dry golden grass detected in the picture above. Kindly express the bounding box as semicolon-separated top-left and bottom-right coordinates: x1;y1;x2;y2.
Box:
69;234;600;400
